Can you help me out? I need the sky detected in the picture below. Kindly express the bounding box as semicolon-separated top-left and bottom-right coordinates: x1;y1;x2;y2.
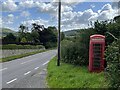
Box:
0;0;120;32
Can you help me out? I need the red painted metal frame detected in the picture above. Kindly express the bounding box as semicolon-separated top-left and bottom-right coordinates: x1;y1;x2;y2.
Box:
89;34;105;72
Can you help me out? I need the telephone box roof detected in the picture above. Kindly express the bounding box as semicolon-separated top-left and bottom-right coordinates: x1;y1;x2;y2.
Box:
90;34;105;38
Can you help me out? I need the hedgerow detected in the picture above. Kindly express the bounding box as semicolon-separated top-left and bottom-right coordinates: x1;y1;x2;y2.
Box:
105;40;120;88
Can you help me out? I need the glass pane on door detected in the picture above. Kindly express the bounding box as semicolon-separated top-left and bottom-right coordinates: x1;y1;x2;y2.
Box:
93;44;102;68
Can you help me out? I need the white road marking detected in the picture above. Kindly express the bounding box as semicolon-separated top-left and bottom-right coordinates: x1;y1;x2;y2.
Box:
34;67;39;70
42;61;50;66
39;72;43;75
0;68;7;72
6;78;17;84
43;69;47;71
21;60;33;64
24;71;31;75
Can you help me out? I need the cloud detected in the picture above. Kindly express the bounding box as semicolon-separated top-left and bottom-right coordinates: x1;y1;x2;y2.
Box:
62;9;97;26
61;3;119;31
19;1;74;15
19;1;57;14
1;1;119;31
19;3;118;31
1;14;16;29
52;0;82;5
77;9;97;24
1;0;75;15
98;3;112;13
8;14;14;23
61;5;73;12
19;0;35;8
0;18;2;28
3;14;14;25
112;1;120;9
90;4;95;8
62;11;77;20
22;19;49;28
97;3;118;20
37;2;57;14
1;0;18;12
37;3;72;14
19;1;56;14
20;11;30;17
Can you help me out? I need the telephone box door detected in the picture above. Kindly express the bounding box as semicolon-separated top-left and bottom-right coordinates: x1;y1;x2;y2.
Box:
92;43;103;69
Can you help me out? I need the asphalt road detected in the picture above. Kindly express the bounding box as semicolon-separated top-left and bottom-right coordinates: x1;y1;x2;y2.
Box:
1;50;57;89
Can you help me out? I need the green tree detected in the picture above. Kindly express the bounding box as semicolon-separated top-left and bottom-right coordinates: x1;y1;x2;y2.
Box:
31;23;44;32
61;32;65;41
39;26;57;48
3;33;16;44
106;22;120;45
31;31;40;43
19;24;26;41
21;37;27;43
31;23;57;48
31;23;45;44
94;20;108;35
114;15;120;23
25;32;33;43
19;24;26;36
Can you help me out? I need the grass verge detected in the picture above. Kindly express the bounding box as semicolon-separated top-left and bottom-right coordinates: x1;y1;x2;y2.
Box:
47;57;109;88
0;49;46;62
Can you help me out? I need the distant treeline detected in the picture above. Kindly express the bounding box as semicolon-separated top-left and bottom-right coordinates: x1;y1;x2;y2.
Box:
2;23;65;49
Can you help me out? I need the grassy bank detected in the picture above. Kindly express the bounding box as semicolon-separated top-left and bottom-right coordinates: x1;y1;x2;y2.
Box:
0;49;46;62
47;57;109;88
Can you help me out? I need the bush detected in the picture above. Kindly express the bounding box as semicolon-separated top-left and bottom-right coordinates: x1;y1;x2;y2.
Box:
61;29;95;66
44;42;57;49
2;44;45;49
61;40;88;66
61;42;88;65
105;40;120;88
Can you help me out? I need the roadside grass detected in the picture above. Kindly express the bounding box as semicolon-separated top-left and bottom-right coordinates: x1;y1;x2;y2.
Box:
47;57;109;88
0;50;46;62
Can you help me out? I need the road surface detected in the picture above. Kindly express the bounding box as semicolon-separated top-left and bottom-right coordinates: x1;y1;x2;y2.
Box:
0;50;57;89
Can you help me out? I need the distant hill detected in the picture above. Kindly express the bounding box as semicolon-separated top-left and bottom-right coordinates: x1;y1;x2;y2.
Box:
0;28;16;38
64;29;80;36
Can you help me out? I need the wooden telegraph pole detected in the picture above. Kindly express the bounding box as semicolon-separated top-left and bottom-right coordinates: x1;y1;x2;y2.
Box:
57;0;61;66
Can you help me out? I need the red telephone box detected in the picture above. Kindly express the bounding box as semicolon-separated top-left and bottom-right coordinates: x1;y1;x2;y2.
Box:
89;34;105;72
